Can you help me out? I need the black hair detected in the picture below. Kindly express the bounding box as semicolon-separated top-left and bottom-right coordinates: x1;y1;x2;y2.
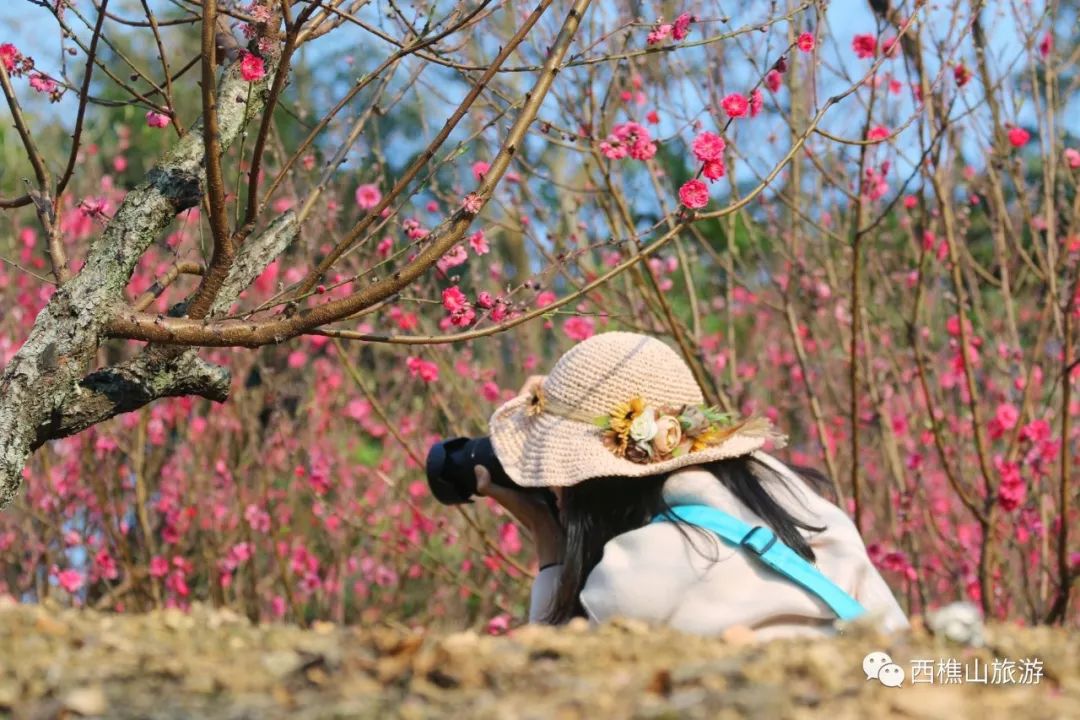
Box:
545;455;830;624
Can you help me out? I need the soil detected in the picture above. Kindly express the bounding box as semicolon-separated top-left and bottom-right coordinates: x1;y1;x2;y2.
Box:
0;597;1076;719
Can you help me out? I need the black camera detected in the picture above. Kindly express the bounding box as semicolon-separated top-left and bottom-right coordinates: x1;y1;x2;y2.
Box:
425;437;556;513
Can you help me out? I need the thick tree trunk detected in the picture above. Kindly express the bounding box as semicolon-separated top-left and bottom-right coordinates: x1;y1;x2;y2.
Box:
0;62;279;509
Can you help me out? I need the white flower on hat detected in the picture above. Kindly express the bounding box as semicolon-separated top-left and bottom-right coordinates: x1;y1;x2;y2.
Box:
628;407;658;442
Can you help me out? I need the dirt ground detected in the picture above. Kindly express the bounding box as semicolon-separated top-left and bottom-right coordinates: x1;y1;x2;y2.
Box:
0;597;1076;719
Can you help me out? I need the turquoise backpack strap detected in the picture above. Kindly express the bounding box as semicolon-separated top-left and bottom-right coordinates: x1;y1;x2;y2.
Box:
651;504;866;621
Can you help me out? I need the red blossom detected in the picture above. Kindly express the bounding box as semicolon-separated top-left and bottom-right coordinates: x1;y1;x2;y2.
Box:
954;63;972;87
867;126;890;142
672;13;693;41
702;159;725;181
852;33;877;59
765;69;783;93
1;43;20;72
239;51;266;82
721;93;749;118
1006;126;1030;148
678;179;709;209
797;32;815;53
1038;32;1052;59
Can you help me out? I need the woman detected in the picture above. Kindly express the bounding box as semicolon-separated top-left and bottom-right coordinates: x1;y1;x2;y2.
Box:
476;331;908;640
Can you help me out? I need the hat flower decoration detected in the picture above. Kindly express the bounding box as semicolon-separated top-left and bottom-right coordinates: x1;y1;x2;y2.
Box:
488;331;788;488
595;396;775;465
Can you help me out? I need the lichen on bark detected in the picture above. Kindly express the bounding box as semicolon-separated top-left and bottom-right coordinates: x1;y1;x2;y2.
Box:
0;61;283;509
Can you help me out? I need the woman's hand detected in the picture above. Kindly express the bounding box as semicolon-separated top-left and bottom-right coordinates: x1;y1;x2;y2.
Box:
475;464;564;568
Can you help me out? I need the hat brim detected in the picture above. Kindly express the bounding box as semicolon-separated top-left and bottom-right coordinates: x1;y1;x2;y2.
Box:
488;394;772;488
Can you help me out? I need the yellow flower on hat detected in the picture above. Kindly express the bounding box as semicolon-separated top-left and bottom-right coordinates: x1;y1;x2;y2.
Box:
525;383;546;417
607;396;646;436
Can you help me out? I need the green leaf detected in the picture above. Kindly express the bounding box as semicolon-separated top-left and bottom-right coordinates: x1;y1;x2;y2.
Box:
592;416;610;429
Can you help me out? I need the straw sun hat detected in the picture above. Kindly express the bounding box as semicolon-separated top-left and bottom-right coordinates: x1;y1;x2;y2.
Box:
488;332;788;488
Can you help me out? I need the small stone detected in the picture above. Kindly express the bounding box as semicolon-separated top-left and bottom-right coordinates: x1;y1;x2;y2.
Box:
0;678;19;706
63;686;108;716
262;650;303;678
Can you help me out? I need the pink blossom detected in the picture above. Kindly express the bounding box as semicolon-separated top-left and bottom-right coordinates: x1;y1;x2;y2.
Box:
0;43;17;72
462;193;483;214
691;131;725;162
441;285;468;312
486;613;511;636
721;93;749;118
749;89;764;118
244;504;271;533
29;73;57;95
647;23;673;46
271;596;287;618
852;34;877;59
56;568;84;594
881;37;899;58
702;159;725;181
797;32;815;53
239;52;266;82
535;290;556;308
1007;126;1030;148
867;126;890;142
346;399;371;421
149;555;169;577
472;161;490;181
995;403;1020;431
245;1;273;24
678;179;709;209
499;522;522;555
765;69;783;93
468;230;489;255
599;122;656;161
146;111;170;128
406;357;439;382
672;13;693;40
1019;419;1051;444
481;381;501;402
1064;148;1080;169
436;244;468;274
355;183;381;209
95;549;119;580
994;456;1026;511
449;305;476;327
563;315;595;341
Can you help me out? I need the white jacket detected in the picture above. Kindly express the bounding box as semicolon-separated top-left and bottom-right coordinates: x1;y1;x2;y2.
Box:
528;452;910;641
